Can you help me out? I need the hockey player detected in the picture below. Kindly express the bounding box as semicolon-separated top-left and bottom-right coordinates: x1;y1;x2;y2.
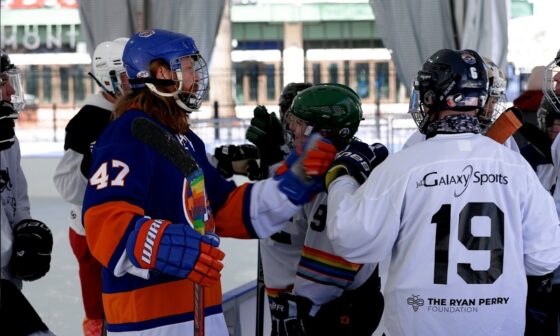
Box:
82;29;337;335
545;48;560;336
521;97;560;336
521;98;560;192
260;84;388;336
0;49;55;335
326;49;560;335
402;55;518;152
53;38;129;336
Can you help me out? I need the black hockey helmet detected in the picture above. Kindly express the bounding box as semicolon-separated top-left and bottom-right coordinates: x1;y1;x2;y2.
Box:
409;49;489;134
537;97;560;133
1;49;15;74
278;82;313;119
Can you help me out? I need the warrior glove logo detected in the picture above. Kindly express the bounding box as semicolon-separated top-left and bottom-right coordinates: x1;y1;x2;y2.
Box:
141;219;164;264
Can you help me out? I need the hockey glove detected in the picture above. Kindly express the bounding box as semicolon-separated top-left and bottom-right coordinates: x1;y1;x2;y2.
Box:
525;273;554;334
0;101;16;151
269;293;313;336
214;144;260;179
325;141;388;190
126;217;225;287
11;219;53;281
274;134;336;205
246;105;288;177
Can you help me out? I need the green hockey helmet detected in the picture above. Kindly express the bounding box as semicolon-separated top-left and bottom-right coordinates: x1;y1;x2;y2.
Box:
284;83;363;149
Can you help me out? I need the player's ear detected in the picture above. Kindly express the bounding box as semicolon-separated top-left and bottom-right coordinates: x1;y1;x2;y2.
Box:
155;65;171;80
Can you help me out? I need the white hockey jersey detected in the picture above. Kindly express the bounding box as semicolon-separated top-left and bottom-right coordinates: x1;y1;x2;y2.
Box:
549;134;560;285
328;133;560;335
1;138;31;289
260;192;376;314
403;129;520;152
53;92;113;235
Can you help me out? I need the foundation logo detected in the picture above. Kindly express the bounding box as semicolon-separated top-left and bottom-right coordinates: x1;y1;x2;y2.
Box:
407;294;425;312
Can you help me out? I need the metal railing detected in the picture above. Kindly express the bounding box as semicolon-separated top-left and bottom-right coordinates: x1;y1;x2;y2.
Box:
15;106;418;155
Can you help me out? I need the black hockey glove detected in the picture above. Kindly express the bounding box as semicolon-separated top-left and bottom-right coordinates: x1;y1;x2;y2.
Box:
325;141;389;190
525;273;555;335
313;269;384;336
214;144;261;179
246;105;288;178
0;101;16;151
11;219;53;281
269;293;313;336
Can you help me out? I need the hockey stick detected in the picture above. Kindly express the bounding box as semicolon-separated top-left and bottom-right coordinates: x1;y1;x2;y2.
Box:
255;244;265;336
485;107;523;144
485;107;553;163
131;117;205;336
517;123;553;164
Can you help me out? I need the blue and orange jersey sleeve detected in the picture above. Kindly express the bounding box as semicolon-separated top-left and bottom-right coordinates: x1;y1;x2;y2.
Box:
214;183;257;238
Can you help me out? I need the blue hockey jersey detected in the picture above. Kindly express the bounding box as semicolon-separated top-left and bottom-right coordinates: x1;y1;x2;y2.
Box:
83;109;300;335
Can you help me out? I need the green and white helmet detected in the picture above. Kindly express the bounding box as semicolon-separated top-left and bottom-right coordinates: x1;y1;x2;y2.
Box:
284;83;363;149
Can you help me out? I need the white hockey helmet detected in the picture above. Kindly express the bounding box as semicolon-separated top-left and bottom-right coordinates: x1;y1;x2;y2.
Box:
92;38;129;97
479;56;507;133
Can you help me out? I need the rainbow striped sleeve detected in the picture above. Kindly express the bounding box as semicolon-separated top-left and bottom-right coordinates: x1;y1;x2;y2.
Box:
297;245;362;289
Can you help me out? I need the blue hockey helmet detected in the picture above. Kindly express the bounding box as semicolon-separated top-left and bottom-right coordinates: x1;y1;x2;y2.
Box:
122;29;209;112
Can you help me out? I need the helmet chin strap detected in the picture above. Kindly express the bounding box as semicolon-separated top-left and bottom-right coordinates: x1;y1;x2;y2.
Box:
175;97;194;113
145;81;195;113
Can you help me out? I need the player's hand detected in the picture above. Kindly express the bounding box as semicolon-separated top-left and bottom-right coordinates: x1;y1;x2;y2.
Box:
11;219;53;281
126;217;225;287
0;101;16;151
246;105;288;177
274;134;336;205
325;141;388;190
269;292;313;336
526;273;554;333
214;144;260;179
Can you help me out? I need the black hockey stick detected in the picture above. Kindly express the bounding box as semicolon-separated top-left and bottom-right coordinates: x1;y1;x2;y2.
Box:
256;244;265;336
518;123;553;164
130;117;205;336
131;117;198;177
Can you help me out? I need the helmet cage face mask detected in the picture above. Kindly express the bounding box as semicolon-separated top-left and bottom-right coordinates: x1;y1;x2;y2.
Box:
479;57;507;133
480;94;506;133
0;67;25;113
537;98;560;137
408;81;429;132
543;51;560;114
143;54;209;112
283;111;315;149
175;54;209;112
